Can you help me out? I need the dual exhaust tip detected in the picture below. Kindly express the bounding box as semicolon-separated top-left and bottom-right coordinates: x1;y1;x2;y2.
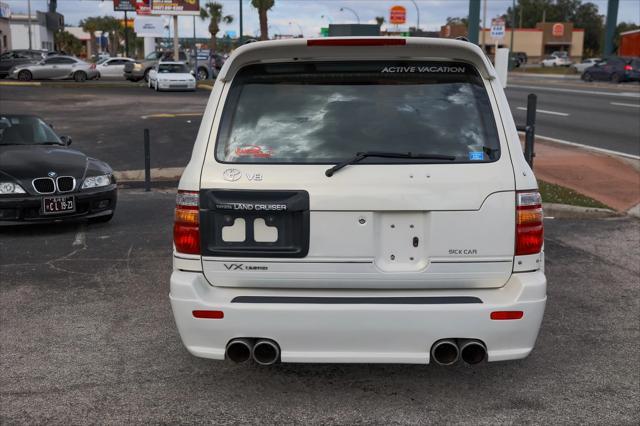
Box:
226;338;280;365
431;338;487;366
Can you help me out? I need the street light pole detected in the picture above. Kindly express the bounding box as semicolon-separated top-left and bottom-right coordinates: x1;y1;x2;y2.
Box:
339;7;360;24
239;0;243;45
409;0;420;31
27;0;32;50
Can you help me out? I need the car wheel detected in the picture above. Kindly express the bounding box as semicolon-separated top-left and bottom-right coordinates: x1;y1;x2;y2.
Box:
154;81;159;91
611;73;621;84
17;70;32;81
197;68;208;80
74;71;87;82
148;79;152;89
583;72;593;82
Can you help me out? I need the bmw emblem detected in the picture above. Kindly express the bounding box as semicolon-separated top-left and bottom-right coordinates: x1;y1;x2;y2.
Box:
47;171;57;178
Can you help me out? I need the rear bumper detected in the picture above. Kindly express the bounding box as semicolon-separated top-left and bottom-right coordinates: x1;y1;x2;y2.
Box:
0;185;117;225
170;269;547;364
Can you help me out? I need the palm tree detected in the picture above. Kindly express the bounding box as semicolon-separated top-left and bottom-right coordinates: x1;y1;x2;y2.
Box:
375;16;385;27
251;0;274;41
80;16;100;57
55;30;82;56
100;16;123;56
200;2;233;53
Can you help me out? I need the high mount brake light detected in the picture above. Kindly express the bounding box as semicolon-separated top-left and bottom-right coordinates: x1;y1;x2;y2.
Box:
516;191;544;256
174;190;200;254
307;39;406;47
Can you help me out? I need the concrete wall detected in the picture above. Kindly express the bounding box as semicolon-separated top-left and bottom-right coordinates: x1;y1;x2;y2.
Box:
479;29;543;59
9;13;54;51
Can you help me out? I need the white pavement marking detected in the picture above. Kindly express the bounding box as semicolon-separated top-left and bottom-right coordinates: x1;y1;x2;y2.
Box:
610;102;640;108
518;131;640;161
517;107;569;116
508;84;640;98
72;227;86;247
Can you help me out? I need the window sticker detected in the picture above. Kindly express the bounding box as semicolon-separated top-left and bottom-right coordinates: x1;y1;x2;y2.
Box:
468;151;484;161
235;145;273;158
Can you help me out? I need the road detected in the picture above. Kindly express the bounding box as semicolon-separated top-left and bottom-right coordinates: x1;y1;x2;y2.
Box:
506;75;640;157
0;190;638;424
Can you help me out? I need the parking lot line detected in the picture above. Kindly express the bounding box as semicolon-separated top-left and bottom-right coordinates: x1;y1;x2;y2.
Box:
509;84;640;98
141;113;203;119
0;81;42;87
518;131;640;160
517;107;569;117
610;102;640;108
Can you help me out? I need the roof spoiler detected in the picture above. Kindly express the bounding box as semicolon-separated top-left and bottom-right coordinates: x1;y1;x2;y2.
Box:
217;37;497;82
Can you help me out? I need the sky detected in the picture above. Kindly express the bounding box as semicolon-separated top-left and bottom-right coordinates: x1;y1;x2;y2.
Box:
5;0;640;38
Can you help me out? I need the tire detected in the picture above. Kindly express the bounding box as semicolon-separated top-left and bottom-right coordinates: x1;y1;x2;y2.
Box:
154;81;159;92
148;79;152;89
73;71;87;82
197;67;208;80
17;70;32;81
583;72;593;82
611;73;621;84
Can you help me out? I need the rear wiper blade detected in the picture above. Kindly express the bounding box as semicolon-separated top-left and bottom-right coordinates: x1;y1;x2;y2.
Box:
325;151;455;177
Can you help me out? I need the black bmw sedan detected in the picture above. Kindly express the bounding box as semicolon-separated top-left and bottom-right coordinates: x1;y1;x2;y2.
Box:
0;115;117;225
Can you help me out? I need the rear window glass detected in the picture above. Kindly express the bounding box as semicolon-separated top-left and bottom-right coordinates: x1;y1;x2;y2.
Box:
215;61;500;164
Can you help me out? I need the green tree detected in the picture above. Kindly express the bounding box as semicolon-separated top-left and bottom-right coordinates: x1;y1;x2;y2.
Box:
100;16;124;56
79;16;101;57
200;2;233;53
55;30;82;56
446;16;469;27
251;0;275;41
375;16;385;27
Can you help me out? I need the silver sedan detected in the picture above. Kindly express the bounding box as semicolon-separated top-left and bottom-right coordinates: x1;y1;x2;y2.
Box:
8;56;100;82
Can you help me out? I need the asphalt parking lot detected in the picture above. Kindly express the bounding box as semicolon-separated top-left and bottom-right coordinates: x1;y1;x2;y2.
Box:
0;85;208;171
1;189;638;424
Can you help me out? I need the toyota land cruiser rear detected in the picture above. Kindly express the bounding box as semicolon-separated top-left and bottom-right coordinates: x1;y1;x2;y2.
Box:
170;38;546;366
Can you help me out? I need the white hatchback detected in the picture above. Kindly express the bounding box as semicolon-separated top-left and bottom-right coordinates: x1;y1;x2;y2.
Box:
170;38;547;367
148;61;196;91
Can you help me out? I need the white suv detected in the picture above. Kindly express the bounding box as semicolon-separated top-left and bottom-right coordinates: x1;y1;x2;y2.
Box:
170;38;546;367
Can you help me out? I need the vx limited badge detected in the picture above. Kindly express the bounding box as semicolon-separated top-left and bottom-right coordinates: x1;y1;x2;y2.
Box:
224;263;269;271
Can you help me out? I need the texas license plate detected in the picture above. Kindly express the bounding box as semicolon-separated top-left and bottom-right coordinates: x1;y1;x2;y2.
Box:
42;196;75;215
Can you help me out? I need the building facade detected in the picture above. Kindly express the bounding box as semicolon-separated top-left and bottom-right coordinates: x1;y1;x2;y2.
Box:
9;11;63;51
0;2;11;53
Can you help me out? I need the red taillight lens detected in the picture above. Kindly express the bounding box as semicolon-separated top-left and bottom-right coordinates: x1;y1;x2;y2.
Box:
624;64;632;71
516;191;544;256
491;311;524;320
307;38;406;47
192;310;224;319
174;190;200;254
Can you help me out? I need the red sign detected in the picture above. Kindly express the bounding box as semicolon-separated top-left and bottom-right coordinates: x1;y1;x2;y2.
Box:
136;0;152;15
113;0;136;12
151;0;200;15
552;23;565;37
389;5;406;25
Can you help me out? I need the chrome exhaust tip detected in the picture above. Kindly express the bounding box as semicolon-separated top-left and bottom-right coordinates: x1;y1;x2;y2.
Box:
226;338;254;363
459;339;487;365
430;339;460;366
252;339;281;366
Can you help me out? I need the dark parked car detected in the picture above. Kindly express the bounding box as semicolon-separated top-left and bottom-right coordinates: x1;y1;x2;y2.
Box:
582;56;640;83
0;50;51;78
0;115;117;225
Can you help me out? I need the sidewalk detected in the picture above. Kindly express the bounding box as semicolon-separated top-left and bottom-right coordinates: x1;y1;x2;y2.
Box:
528;138;640;213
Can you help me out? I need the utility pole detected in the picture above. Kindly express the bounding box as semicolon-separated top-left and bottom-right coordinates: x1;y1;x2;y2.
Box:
481;0;487;51
409;0;420;31
193;15;197;79
173;15;179;61
124;10;129;57
603;0;619;57
510;0;515;57
239;0;243;45
467;0;481;44
27;0;32;50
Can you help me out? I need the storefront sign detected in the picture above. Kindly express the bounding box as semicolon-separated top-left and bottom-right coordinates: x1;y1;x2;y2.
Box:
491;18;505;39
389;6;406;25
552;23;565;37
134;16;166;37
151;0;200;15
113;0;136;12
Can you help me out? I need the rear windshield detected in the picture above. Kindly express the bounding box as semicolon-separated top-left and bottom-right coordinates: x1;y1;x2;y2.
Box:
158;63;188;73
216;61;500;164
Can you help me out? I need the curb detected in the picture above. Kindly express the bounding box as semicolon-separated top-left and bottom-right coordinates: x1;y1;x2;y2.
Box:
114;167;184;182
627;204;640;219
543;203;620;219
510;72;580;79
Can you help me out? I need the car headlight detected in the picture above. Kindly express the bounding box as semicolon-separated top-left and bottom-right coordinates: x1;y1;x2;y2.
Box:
133;63;143;71
0;182;26;194
81;174;112;189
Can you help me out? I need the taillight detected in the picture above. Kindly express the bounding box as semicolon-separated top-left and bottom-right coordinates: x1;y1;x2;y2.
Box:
624;64;632;71
307;38;406;47
90;63;96;70
174;190;200;254
516;191;543;256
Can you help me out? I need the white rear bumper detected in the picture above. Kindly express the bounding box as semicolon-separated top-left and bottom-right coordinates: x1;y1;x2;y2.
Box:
169;270;546;364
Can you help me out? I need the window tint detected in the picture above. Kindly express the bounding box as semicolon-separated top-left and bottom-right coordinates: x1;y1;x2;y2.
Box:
158;63;189;73
0;116;62;145
216;61;500;164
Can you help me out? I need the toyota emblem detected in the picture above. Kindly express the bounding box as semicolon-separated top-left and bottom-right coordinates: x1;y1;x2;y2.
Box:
222;168;242;182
